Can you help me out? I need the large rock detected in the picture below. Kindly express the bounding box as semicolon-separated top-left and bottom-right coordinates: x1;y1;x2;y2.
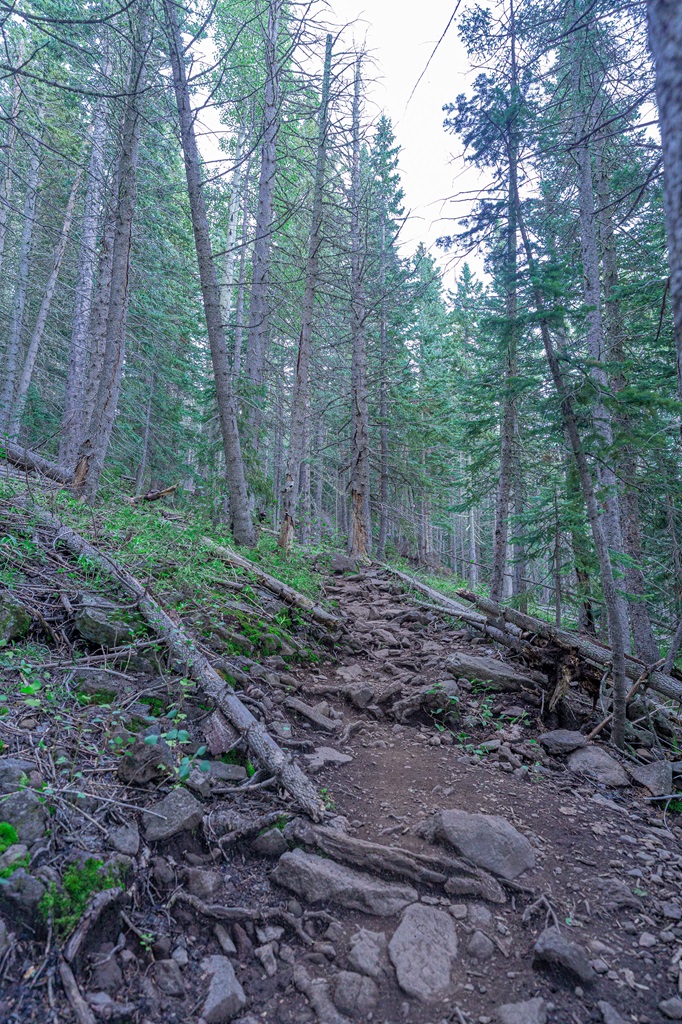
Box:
660;997;682;1020
332;971;378;1018
107;823;140;856
154;958;186;996
1;867;45;912
538;730;586;755
1;790;47;842
116;734;173;785
201;955;246;1023
419;808;535;880
567;746;629;787
0;916;9;957
497;997;547;1024
444;652;543;692
627;760;673;797
533;926;595;984
75;592;144;649
270;849;416;916
142;788;203;842
597;1002;626;1024
388;903;459;1002
0;757;34;795
0;590;30;643
348;928;389;979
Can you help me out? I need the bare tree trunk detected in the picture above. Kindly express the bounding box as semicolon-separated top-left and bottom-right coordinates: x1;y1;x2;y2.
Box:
0;48;23;277
59;91;109;469
162;0;255;545
0;139;41;434
243;0;282;445
279;34;332;550
135;370;154;493
468;505;478;587
314;412;324;543
73;16;148;499
347;59;371;559
233;147;252;380
220;122;246;331
10;168;83;436
377;221;390;561
647;0;682;430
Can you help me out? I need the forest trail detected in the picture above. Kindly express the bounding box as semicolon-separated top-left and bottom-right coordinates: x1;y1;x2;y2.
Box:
0;494;681;1024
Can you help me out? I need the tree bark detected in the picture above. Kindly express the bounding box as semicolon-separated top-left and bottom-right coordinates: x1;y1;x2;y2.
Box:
135;370;154;493
377;221;390;561
162;0;255;545
220;122;246;333
0;46;23;277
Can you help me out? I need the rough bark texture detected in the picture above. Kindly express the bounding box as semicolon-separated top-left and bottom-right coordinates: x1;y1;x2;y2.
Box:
377;222;390;561
163;0;255;546
0;49;23;276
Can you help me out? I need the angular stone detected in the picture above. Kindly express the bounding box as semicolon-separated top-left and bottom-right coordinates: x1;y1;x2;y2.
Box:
497;997;547;1024
2;867;45;911
251;827;287;858
628;760;673;797
467;929;495;960
0;843;28;872
331;553;357;573
271;849;416;916
304;747;354;770
214;924;237;955
107;824;139;856
1;789;47;842
660;997;682;1020
388;903;459;1002
75;592;144;648
597;1001;626;1024
0;589;30;643
209;762;248;783
154;958;185;996
142;788;203;842
419;808;535;880
0;916;8;956
254;943;277;977
91;943;123;992
332;971;378;1018
567;746;629;787
348;928;389;979
662;901;682;921
116;734;173;786
538;730;587;755
201;955;246;1023
187;868;223;901
0;757;34;795
533;926;595;984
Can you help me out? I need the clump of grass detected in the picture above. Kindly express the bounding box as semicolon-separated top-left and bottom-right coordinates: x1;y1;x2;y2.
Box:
39;858;122;939
0;821;19;855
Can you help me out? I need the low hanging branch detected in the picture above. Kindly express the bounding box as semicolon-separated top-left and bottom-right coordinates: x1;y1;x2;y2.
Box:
18;498;324;821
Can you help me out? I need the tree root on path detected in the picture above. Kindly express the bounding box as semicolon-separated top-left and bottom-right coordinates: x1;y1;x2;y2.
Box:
293;964;352;1024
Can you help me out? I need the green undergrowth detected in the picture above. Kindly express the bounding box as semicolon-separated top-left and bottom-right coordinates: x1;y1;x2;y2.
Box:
0;822;19;855
38;858;123;939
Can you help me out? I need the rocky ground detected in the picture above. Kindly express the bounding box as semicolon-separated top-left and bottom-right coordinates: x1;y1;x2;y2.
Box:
1;500;682;1024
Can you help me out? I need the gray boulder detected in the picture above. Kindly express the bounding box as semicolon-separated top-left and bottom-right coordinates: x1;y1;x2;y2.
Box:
388;903;459;1002
1;789;47;842
271;849;416;916
628;759;673;797
497;997;547;1024
538;730;586;755
444;651;542;692
567;745;629;787
0;916;9;956
142;788;203;842
186;868;223;900
0;757;34;795
251;827;287;858
597;1002;626;1024
154;958;186;996
116;734;173;785
2;867;45;912
332;971;378;1018
533;926;595;984
107;823;140;856
467;929;495;960
660;997;682;1021
419;808;535;880
201;955;246;1023
75;592;144;648
347;928;389;979
0;589;30;643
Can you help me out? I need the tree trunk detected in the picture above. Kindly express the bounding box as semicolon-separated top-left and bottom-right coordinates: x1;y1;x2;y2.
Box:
647;0;682;431
377;221;390;561
0;48;23;277
59;92;109;469
243;0;282;445
135;370;154;493
10;168;83;437
162;0;255;545
347;59;371;559
279;34;332;551
220;123;246;332
232;145;253;380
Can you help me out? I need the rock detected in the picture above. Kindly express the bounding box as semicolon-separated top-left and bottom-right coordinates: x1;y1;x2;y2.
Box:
388;903;459;1002
444;651;542;692
345;684;375;710
91;944;124;992
203;712;240;756
639;931;657;948
209;762;248;783
142;788;203;841
628;760;673;797
467;930;495;960
347;928;389;979
152;856;175;888
254;944;277;977
0;790;47;842
0;757;34;794
107;824;139;856
2;868;45;911
187;868;223;900
567;746;629;787
331;553;357;573
154;958;186;996
172;945;189;967
497;997;547;1024
468;903;493;930
251;828;287;858
116;734;173;785
214;924;237;955
662;901;682;921
0;844;28;872
597;1002;626;1024
0;589;30;642
305;747;354;770
538;730;587;755
660;997;682;1020
419;808;535;880
0;917;8;956
75;592;144;648
533;926;595;984
201;955;247;1023
271;849;417;916
593;876;642;912
332;971;378;1018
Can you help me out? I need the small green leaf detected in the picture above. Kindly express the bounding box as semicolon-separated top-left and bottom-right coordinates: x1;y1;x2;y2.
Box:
144;734;159;745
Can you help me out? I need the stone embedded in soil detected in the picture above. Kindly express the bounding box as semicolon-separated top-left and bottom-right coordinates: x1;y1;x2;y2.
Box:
0;589;31;643
186;867;223;900
254;943;277;977
419;808;535;880
90;943;124;992
538;730;587;755
0;916;8;956
74;591;144;648
662;901;682;921
347;928;389;979
332;971;379;1017
304;746;354;770
142;787;203;841
117;734;173;785
251;827;288;858
214;924;237;955
388;903;459;1002
154;958;186;996
660;997;682;1020
209;762;248;783
271;849;417;916
467;929;495;960
1;789;47;842
0;757;34;794
567;745;630;787
496;997;547;1024
533;926;595;984
593;876;642;912
627;759;673;796
2;868;45;912
200;955;247;1023
107;823;140;856
597;1001;626;1024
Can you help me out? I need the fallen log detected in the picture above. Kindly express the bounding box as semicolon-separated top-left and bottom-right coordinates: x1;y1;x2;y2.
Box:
379;563;488;628
18;498;324;820
202;537;342;632
128;483;178;504
2;441;72;485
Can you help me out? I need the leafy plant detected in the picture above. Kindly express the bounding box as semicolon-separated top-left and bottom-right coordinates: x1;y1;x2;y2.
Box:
0;822;19;855
38;858;122;939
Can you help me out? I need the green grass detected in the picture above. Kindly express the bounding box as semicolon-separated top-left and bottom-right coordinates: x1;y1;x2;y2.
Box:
38;858;122;939
0;822;18;855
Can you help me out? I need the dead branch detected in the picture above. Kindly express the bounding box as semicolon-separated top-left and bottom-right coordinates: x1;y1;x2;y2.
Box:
127;483;178;504
2;442;72;485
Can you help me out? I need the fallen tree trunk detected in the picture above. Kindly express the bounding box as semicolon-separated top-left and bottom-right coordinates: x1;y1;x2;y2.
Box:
379;564;488;628
18;498;324;820
203;537;342;631
128;483;178;504
2;441;72;485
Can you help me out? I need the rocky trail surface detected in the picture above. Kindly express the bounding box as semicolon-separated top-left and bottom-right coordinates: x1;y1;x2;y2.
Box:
1;501;682;1024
